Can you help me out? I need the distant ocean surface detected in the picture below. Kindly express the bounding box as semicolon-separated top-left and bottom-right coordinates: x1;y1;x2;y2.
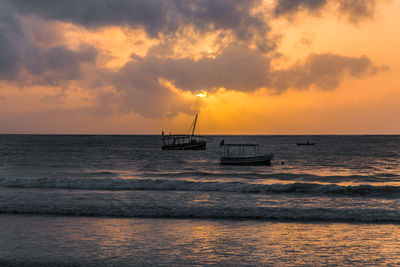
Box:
1;135;400;266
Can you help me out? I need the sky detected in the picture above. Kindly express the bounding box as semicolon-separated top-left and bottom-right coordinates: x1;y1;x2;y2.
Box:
0;0;399;134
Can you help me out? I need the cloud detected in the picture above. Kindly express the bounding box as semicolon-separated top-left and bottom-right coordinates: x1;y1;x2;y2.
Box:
113;45;271;94
271;53;386;91
0;6;97;85
111;54;202;118
111;46;385;114
337;0;377;24
0;0;390;119
274;0;327;16
10;0;169;36
0;1;21;80
161;45;272;92
22;44;97;86
0;30;19;80
274;0;381;23
108;45;273;117
8;0;271;49
0;0;273;83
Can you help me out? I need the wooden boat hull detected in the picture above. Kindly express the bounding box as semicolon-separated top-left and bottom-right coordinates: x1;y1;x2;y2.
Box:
296;143;316;146
220;154;273;165
162;141;206;150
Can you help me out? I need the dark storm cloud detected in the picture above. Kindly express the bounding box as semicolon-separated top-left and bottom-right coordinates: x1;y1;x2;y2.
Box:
0;30;97;85
274;0;380;23
8;0;270;47
23;44;97;85
0;29;19;80
0;1;97;85
9;0;168;36
0;1;21;80
0;0;272;85
274;0;327;16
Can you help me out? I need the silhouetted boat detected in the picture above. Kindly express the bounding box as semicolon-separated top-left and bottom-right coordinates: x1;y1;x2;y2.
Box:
162;114;207;150
297;141;316;146
220;143;273;165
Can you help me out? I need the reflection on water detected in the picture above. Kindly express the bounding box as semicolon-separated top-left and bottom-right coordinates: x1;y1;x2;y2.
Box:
1;215;400;266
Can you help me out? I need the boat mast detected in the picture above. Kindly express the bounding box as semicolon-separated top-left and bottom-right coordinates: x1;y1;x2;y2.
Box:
191;114;198;137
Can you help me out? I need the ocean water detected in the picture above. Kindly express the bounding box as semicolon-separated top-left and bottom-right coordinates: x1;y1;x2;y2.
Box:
1;135;400;265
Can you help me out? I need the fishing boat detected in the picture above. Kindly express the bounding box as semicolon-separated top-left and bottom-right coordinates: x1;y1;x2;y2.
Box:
161;114;207;150
296;141;316;146
220;143;273;165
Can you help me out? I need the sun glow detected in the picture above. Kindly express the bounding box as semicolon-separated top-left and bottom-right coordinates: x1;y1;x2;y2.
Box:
196;91;208;98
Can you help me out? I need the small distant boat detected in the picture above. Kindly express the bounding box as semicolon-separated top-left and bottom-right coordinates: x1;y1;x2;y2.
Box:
162;114;207;150
297;141;316;146
220;143;273;165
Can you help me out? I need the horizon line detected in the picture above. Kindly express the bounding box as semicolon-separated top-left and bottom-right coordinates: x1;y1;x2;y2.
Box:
0;133;399;136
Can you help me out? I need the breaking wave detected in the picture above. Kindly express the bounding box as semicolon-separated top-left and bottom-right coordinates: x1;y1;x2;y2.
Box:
146;171;400;182
1;177;400;198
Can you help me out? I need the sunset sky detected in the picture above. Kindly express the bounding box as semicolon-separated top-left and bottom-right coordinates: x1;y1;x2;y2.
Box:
0;0;399;134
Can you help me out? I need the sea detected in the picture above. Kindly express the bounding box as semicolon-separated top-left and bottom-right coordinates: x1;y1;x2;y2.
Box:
0;134;400;266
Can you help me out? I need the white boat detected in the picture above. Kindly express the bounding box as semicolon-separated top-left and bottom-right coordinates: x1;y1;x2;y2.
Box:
220;143;273;165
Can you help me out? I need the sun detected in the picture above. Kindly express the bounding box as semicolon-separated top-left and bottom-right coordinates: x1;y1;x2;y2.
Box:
196;91;207;98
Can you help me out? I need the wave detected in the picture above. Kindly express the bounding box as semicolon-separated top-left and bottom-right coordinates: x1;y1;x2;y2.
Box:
1;177;400;198
146;171;400;182
1;204;400;223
